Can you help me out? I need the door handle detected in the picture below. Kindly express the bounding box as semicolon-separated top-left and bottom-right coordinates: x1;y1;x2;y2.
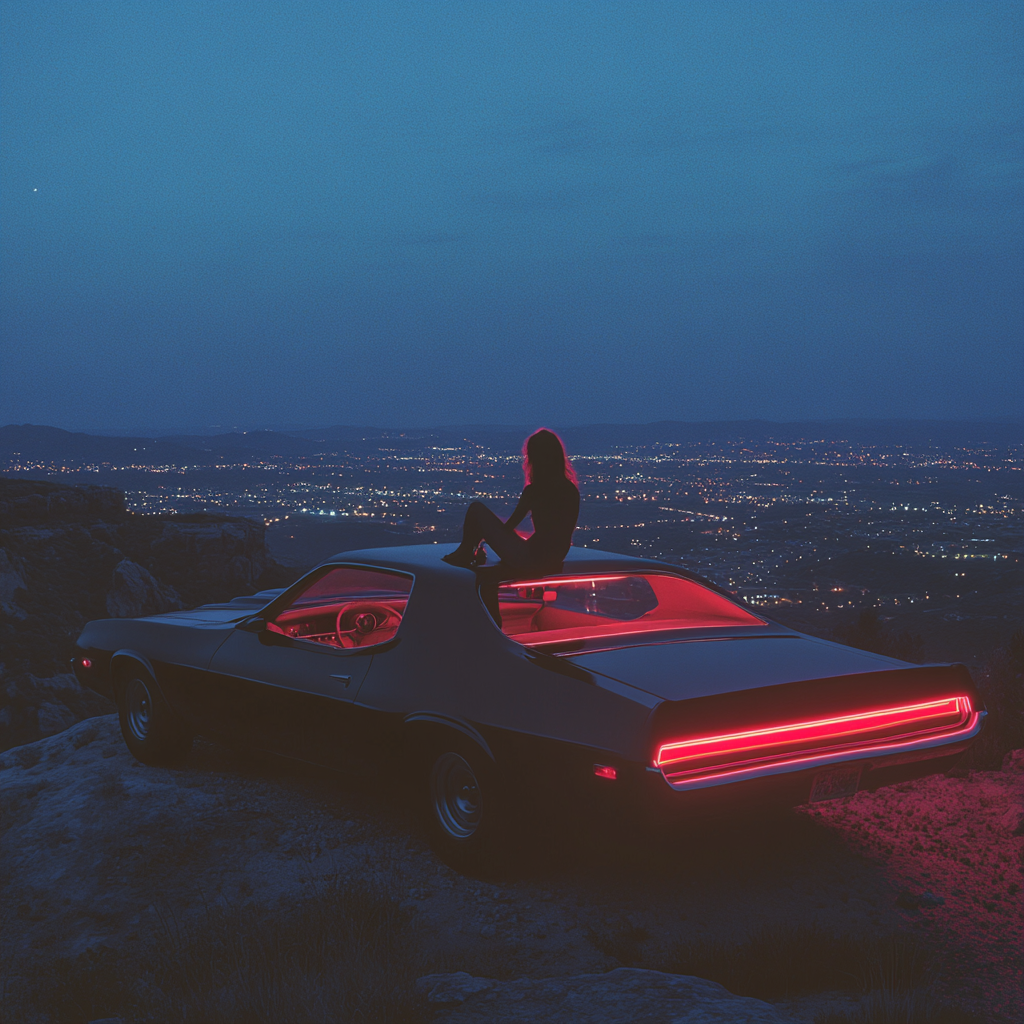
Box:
330;673;352;686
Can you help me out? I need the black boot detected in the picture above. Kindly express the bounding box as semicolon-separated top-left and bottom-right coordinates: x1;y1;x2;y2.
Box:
442;546;476;567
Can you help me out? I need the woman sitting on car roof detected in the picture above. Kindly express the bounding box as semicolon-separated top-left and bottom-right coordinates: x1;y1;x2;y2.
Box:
443;428;579;576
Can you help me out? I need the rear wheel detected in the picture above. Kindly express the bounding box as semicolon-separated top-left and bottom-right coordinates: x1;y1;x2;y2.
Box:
425;739;508;872
116;666;193;766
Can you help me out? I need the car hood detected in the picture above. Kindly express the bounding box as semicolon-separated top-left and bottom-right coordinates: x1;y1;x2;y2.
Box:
142;607;252;626
566;634;907;701
135;588;288;627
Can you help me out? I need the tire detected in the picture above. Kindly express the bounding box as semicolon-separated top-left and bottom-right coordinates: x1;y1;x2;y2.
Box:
116;665;193;766
425;738;509;873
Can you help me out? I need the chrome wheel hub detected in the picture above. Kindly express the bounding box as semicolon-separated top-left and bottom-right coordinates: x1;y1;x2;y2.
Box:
125;677;152;742
431;752;482;839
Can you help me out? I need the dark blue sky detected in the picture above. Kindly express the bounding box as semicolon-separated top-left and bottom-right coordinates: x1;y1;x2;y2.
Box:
2;1;1021;430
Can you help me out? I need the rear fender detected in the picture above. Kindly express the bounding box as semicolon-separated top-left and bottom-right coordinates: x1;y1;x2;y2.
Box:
403;713;496;763
110;650;163;701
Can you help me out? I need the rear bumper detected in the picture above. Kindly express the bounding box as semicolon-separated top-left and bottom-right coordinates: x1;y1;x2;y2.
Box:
636;711;985;814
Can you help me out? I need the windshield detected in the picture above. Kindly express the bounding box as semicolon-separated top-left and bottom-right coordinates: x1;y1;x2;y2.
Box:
493;572;765;652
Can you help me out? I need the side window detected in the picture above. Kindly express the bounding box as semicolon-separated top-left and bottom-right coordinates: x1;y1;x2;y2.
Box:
268;566;413;649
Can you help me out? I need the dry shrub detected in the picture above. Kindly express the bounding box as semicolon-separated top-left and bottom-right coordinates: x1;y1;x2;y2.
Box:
1;877;425;1024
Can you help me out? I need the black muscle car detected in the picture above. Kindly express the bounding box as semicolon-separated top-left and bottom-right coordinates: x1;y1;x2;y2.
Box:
73;544;984;868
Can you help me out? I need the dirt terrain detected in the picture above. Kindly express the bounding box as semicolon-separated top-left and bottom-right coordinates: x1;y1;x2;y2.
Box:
2;716;1020;1022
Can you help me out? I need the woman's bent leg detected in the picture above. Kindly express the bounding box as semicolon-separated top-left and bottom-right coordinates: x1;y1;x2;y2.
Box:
444;502;530;566
468;503;530;563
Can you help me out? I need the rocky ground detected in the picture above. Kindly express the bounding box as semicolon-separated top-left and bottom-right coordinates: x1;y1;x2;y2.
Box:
2;715;1020;1023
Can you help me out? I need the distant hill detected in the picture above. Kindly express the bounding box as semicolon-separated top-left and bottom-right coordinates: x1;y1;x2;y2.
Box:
159;430;330;458
0;425;214;467
247;418;1024;453
553;419;1024;452
2;419;1020;467
0;425;327;466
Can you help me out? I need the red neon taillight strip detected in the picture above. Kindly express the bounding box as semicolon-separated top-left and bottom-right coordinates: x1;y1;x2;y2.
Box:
656;696;972;775
500;574;647;589
661;714;981;788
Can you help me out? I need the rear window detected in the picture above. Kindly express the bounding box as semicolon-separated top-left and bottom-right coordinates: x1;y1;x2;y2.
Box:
492;572;765;652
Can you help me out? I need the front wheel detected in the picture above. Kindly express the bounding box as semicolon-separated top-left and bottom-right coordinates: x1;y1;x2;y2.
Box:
117;667;193;766
425;741;508;873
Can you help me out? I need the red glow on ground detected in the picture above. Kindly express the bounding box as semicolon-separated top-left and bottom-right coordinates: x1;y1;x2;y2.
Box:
593;764;618;780
656;696;975;781
804;761;1024;1022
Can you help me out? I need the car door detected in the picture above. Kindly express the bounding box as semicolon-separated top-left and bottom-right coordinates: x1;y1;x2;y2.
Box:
199;565;414;768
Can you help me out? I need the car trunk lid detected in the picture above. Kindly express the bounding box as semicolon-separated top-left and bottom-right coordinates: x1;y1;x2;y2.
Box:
565;634;903;701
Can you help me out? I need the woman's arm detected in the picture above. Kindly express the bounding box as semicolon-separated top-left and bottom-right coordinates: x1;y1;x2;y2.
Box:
504;488;531;532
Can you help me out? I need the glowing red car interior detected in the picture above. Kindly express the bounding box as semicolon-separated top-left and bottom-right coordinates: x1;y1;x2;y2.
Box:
263;566;412;648
497;572;764;650
655;694;977;785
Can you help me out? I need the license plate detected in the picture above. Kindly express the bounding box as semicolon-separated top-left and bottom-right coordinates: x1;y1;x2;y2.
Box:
809;766;861;803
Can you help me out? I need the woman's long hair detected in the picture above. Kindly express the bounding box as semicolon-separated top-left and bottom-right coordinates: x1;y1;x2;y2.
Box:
523;428;578;487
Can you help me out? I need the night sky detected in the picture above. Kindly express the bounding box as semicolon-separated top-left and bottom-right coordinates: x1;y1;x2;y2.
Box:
2;2;1021;431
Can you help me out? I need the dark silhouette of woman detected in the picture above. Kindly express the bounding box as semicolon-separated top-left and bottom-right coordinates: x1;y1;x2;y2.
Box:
443;429;579;575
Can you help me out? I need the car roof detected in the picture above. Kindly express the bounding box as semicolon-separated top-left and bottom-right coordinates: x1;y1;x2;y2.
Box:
319;542;701;582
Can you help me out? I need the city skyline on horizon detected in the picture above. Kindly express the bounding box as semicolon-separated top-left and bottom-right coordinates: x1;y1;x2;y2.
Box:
4;414;1023;439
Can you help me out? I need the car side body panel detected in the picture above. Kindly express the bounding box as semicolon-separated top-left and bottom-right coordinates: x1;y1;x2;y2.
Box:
348;565;656;763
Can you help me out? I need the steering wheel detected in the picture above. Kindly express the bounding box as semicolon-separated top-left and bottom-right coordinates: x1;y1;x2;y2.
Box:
335;603;397;647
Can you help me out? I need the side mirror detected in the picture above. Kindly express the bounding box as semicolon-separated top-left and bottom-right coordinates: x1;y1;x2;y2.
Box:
238;617;267;633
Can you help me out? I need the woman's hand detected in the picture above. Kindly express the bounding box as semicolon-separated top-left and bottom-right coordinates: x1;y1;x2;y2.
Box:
504;491;531;533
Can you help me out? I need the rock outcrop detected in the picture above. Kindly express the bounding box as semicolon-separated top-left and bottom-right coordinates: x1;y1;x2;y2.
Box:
0;673;114;749
0;479;125;524
150;516;268;592
106;558;184;617
0;479;297;751
416;968;795;1022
